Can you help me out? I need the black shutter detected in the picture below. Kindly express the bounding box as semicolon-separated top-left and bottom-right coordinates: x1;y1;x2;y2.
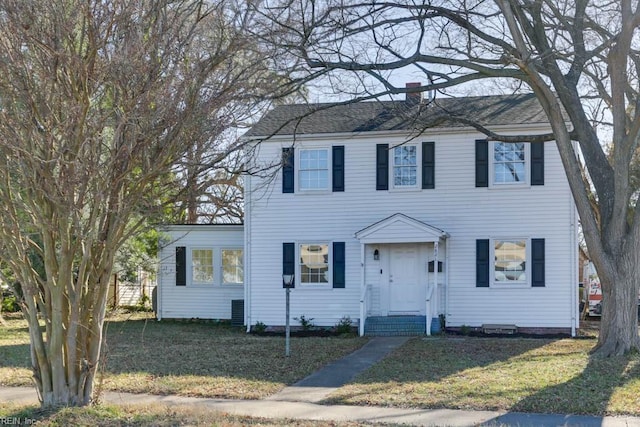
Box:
176;246;186;286
376;144;389;190
531;238;545;287
332;146;345;192
531;143;544;186
422;141;435;189
428;260;443;273
282;147;294;193
476;239;490;287
475;140;489;187
282;242;295;288
333;242;346;288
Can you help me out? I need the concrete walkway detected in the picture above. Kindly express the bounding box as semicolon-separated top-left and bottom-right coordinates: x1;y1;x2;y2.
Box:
2;337;640;426
2;386;640;426
266;336;410;403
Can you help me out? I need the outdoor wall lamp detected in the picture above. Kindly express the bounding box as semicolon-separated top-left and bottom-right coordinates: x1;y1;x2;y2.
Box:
283;273;294;357
283;274;295;288
373;249;380;261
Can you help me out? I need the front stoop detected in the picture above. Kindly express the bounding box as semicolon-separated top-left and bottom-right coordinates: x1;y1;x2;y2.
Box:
364;316;427;336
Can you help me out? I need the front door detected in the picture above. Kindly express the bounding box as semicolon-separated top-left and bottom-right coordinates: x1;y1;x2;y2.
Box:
388;244;422;313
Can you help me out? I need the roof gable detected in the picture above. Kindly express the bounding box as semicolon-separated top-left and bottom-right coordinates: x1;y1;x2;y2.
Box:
355;213;448;244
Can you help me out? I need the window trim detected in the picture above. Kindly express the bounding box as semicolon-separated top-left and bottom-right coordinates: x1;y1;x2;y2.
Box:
298;242;332;287
297;147;331;192
390;143;421;190
490;238;530;288
221;247;244;285
490;141;529;187
190;247;215;285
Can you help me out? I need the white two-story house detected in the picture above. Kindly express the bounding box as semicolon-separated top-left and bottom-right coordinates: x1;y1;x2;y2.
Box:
157;91;580;336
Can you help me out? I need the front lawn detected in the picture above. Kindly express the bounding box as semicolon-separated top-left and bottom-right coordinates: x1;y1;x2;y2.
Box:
0;311;367;399
3;312;640;417
325;336;640;416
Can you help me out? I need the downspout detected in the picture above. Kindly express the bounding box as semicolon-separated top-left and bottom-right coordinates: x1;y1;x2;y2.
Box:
570;193;577;337
244;170;252;333
156;228;162;321
359;243;365;336
444;236;449;328
157;234;162;321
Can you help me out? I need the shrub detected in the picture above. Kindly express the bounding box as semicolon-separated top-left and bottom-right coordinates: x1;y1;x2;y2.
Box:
294;315;315;331
1;295;20;313
252;321;267;334
334;316;354;335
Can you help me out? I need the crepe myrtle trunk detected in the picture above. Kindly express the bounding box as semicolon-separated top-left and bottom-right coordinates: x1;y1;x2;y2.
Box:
21;257;113;407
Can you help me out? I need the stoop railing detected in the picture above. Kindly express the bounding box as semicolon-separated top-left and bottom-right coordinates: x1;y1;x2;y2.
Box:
359;284;370;336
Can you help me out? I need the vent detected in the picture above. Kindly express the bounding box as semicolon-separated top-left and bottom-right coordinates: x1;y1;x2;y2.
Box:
482;324;517;334
231;300;244;326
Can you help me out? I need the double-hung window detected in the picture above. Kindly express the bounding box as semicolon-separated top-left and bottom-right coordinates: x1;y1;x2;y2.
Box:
477;238;544;288
392;145;417;187
299;149;329;190
222;249;243;284
493;239;527;284
299;243;329;284
191;249;214;284
493;142;526;184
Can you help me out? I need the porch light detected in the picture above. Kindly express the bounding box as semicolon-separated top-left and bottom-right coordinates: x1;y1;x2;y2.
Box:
373;249;380;261
283;273;294;357
283;274;294;288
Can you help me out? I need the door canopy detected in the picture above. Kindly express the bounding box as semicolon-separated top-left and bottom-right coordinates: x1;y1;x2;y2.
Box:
355;213;448;244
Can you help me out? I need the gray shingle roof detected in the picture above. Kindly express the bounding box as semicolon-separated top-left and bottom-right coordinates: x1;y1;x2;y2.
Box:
246;93;549;138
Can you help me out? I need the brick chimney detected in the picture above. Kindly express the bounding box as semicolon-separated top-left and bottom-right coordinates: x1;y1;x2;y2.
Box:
405;82;422;103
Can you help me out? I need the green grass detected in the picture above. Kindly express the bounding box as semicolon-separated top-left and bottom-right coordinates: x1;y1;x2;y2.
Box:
3;313;640;417
0;313;32;387
0;402;379;426
325;336;640;416
0;311;367;399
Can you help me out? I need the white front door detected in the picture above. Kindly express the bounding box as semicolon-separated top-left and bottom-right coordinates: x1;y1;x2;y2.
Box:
388;244;422;313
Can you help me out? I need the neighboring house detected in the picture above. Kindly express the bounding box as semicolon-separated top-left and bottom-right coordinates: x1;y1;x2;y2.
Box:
158;88;580;336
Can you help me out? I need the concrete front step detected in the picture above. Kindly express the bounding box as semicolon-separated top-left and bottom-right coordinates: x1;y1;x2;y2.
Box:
364;316;428;336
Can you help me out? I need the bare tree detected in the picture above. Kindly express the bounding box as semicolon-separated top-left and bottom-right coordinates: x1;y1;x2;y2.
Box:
260;0;640;356
0;0;285;407
179;135;246;223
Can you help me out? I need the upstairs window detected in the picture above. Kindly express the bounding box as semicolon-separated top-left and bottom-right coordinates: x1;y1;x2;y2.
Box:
393;145;417;187
494;142;526;184
299;149;329;190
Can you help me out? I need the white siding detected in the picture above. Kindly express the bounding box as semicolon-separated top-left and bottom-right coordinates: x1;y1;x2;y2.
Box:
157;225;244;320
247;127;576;329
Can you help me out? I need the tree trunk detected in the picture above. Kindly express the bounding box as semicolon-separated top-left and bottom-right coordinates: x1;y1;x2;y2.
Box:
592;268;640;357
28;289;105;407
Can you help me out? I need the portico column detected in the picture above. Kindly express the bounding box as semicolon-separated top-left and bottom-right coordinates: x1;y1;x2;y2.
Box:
433;241;439;334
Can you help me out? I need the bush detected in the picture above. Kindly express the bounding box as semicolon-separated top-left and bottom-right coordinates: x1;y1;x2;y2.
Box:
334;316;355;335
252;321;267;334
1;295;20;313
294;315;315;331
